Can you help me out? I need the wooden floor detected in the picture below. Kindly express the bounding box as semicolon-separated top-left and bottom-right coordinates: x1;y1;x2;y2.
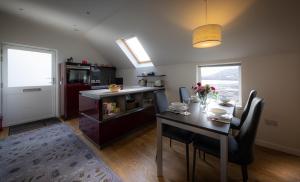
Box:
1;119;300;182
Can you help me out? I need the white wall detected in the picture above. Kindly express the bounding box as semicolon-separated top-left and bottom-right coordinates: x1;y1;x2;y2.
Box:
0;12;108;118
117;53;300;156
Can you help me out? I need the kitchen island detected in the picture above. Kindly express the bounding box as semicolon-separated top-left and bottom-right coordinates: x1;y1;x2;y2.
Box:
79;86;164;148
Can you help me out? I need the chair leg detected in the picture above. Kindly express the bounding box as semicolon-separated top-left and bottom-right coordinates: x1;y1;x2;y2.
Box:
192;147;197;182
186;143;190;181
203;152;206;161
241;165;248;182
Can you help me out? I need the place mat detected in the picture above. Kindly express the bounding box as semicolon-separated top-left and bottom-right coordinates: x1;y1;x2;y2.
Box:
207;116;231;124
167;110;191;115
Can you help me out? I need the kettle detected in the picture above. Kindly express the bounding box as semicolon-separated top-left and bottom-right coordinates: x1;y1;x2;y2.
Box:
138;79;146;86
154;80;163;87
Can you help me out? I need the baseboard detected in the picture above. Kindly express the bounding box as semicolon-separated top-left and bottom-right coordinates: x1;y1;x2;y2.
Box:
255;139;300;157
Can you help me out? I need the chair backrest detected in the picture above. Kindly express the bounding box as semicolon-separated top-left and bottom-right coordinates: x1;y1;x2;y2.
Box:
179;87;190;103
236;97;264;164
240;90;257;125
153;90;169;113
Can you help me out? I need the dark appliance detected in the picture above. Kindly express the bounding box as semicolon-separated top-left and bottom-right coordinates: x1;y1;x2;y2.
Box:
90;66;116;90
115;77;124;89
115;77;123;85
90;65;101;86
66;63;90;84
101;67;116;85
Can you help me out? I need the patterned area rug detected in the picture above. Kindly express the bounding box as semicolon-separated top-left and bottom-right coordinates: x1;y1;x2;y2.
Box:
0;123;122;182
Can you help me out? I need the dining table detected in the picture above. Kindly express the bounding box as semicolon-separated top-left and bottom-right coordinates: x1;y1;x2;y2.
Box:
156;101;235;182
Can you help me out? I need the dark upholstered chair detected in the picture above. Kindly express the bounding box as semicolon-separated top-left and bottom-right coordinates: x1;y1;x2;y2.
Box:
179;87;190;103
154;90;194;180
231;90;257;130
192;97;264;182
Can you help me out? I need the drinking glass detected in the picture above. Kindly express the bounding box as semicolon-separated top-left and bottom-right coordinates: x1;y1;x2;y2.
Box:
182;98;190;115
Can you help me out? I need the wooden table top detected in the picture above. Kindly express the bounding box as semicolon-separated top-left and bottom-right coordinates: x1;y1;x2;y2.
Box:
156;102;235;135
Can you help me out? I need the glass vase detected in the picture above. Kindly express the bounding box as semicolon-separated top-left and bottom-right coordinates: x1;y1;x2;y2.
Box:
199;94;208;112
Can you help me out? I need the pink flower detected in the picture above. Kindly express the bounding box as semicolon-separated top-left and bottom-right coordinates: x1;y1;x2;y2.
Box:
197;86;205;92
211;86;216;91
197;82;202;86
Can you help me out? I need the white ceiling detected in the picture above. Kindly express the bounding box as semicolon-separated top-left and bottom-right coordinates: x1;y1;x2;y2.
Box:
1;0;300;68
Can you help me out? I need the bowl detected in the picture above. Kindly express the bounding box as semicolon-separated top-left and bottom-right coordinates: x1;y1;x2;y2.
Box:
210;108;227;117
170;102;187;111
220;98;230;104
109;84;121;92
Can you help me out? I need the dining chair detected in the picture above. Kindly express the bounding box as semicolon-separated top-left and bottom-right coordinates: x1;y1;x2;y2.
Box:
179;87;190;103
199;90;257;161
154;90;194;180
231;90;257;130
192;97;264;182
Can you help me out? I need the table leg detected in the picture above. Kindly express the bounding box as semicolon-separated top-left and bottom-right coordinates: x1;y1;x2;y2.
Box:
157;118;163;176
220;135;228;182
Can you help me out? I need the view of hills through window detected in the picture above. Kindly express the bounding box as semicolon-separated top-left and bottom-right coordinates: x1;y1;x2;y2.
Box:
200;65;241;105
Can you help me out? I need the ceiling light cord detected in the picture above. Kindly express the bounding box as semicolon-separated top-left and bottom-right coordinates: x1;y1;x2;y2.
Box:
205;0;208;25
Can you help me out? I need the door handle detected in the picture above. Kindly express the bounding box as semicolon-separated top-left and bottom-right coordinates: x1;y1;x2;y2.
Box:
23;88;42;92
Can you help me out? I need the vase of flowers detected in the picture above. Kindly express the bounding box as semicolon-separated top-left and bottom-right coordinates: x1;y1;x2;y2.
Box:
192;82;217;111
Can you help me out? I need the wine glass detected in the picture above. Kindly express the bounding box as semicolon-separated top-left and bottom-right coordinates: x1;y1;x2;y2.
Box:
182;98;190;115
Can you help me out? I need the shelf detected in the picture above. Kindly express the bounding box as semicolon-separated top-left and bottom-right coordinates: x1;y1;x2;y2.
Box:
137;75;166;77
143;104;154;108
102;107;144;121
103;112;123;120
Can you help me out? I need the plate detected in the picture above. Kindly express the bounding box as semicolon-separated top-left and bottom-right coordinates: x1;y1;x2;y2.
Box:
219;103;234;107
170;102;186;111
210;108;227;116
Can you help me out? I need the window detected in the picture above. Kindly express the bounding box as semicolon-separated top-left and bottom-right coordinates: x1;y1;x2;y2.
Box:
7;49;53;87
198;64;241;106
116;36;154;68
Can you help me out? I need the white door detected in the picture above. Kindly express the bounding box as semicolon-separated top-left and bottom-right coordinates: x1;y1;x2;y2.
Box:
2;44;56;126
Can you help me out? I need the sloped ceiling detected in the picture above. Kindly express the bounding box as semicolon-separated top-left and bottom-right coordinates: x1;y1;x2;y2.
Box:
1;0;300;68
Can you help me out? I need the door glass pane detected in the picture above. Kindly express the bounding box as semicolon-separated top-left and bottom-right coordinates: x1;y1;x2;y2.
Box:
7;49;52;87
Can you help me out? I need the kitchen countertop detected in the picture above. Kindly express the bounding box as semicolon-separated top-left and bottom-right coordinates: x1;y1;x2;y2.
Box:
80;86;164;99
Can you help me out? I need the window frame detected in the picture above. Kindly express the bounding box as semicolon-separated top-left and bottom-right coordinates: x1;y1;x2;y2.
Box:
197;63;242;107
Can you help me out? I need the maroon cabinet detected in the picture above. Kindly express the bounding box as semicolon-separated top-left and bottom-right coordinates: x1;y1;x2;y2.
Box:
59;62;91;119
98;106;155;146
78;94;156;148
64;83;90;119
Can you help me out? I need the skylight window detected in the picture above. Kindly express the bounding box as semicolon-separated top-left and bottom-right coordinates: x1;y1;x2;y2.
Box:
125;37;151;63
116;36;154;68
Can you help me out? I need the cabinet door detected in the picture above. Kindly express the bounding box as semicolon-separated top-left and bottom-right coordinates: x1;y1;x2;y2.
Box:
65;84;90;119
100;67;116;85
99;68;107;85
109;68;116;84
